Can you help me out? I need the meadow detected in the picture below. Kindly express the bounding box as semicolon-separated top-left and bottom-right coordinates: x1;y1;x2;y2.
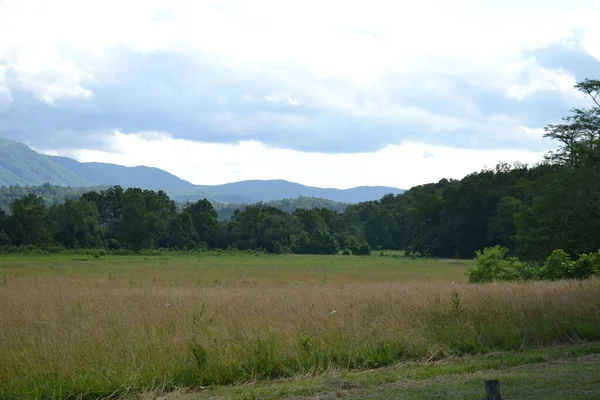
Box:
1;252;600;399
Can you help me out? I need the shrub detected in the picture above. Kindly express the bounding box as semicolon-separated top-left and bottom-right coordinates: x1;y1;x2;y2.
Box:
512;261;541;281
342;249;352;256
541;249;573;281
355;243;371;256
593;252;600;276
467;245;523;283
468;247;600;284
570;253;596;280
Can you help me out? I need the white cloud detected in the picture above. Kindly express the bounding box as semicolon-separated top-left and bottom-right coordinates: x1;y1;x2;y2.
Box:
1;0;598;107
0;65;13;109
1;0;598;187
47;131;546;190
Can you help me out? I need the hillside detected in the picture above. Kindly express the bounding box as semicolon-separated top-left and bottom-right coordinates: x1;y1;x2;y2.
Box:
213;196;349;221
0;138;93;187
171;180;404;204
0;137;404;203
49;157;196;190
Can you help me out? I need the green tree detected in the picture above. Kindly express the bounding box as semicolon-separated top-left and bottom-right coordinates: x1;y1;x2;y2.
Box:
0;208;11;245
50;199;105;248
183;199;219;248
8;194;53;247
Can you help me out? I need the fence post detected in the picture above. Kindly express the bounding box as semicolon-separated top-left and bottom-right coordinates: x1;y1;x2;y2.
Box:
485;380;502;400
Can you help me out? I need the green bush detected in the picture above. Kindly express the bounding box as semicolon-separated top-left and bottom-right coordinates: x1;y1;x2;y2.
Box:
569;252;597;279
468;247;600;284
355;243;371;256
467;245;524;283
593;251;600;276
512;261;541;281
541;249;573;281
342;249;352;256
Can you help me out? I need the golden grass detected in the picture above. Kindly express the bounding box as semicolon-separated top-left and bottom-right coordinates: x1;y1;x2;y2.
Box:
1;253;599;399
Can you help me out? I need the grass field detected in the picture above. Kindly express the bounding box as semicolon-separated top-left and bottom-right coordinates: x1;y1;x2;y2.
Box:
1;252;600;399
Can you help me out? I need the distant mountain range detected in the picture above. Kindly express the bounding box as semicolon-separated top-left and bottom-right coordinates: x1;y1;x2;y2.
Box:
0;137;405;203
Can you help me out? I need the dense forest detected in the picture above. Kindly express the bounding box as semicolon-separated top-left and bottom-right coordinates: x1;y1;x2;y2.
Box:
0;79;598;261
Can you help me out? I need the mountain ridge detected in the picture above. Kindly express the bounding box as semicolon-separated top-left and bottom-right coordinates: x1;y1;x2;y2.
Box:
0;137;405;203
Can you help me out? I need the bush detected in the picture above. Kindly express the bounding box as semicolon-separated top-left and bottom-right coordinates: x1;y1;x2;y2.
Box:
355;243;371;256
467;245;523;283
593;252;600;276
541;249;573;281
468;247;600;284
570;253;597;280
512;261;541;281
342;249;352;256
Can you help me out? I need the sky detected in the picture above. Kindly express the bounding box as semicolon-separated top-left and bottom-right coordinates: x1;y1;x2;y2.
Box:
1;0;600;189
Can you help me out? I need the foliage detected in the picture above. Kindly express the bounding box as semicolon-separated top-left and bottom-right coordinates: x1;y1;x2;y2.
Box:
356;243;372;256
467;246;600;283
541;249;574;281
541;249;600;280
467;245;524;283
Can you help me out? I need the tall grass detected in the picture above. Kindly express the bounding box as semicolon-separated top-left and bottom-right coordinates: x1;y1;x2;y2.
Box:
1;254;599;399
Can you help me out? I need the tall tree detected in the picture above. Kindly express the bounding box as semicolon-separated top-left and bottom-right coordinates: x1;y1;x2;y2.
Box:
50;199;105;248
182;199;219;248
8;194;53;246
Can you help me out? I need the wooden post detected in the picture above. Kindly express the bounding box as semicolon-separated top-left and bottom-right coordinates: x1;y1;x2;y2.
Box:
485;380;502;400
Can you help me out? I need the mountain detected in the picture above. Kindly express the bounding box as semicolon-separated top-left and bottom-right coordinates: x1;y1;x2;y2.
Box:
0;138;93;187
49;156;195;190
0;137;404;203
212;196;349;221
170;180;404;204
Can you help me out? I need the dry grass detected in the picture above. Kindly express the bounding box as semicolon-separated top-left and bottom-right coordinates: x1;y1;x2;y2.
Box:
1;253;599;399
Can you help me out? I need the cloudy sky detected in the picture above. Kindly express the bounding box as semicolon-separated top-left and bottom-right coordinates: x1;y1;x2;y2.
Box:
1;0;600;189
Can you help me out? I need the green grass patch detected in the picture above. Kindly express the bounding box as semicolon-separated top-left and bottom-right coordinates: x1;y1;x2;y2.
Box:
0;253;599;399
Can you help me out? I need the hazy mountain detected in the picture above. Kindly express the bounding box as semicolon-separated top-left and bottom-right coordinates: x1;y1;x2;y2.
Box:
0;137;404;203
0;138;93;187
170;180;404;204
49;156;195;190
212;196;349;221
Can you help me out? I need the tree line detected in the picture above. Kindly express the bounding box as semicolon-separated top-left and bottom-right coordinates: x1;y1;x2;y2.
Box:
0;185;348;222
0;78;598;260
0;187;368;255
